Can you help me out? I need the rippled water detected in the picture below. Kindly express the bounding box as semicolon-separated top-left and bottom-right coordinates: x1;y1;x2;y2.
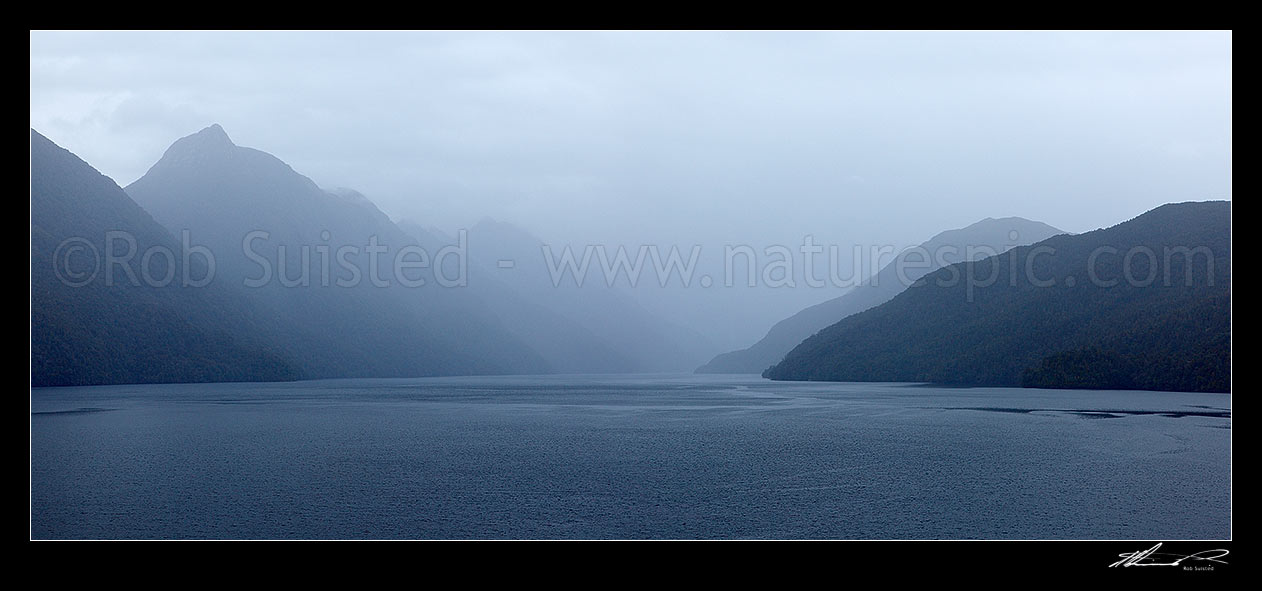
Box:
30;375;1231;539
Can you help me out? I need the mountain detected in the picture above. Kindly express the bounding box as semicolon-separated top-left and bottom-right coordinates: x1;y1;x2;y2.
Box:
30;129;299;386
764;201;1230;393
696;217;1064;373
457;218;720;372
124;124;550;378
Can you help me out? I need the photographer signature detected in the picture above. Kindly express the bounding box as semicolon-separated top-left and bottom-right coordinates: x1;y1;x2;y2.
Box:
1109;543;1229;568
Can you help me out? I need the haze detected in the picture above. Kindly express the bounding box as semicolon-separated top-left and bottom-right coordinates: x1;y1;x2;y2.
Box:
29;30;1232;348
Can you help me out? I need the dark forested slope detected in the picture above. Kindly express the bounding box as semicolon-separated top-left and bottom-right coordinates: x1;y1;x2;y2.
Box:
765;201;1230;393
697;217;1063;374
31;129;299;386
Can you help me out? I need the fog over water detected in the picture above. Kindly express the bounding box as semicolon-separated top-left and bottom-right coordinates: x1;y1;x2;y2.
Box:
29;31;1233;544
30;30;1232;350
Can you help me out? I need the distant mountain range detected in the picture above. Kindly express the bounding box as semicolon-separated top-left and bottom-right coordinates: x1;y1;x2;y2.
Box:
30;125;1231;392
696;217;1064;374
764;201;1231;393
122;124;551;379
31;125;720;386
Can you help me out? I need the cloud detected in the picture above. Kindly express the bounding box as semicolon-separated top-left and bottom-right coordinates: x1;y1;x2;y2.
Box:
31;30;1231;264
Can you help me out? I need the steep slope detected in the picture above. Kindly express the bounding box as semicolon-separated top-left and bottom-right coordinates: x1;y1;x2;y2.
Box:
764;201;1230;393
697;217;1064;373
30;129;299;386
124;125;549;378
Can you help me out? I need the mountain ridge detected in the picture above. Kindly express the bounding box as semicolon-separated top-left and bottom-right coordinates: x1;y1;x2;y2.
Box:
764;201;1230;393
31;128;300;386
697;216;1065;374
124;124;554;378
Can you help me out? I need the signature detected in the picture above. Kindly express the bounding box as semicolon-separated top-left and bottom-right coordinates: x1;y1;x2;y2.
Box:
1109;543;1229;568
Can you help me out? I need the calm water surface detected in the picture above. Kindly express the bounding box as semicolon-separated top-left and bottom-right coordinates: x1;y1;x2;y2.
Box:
30;375;1231;539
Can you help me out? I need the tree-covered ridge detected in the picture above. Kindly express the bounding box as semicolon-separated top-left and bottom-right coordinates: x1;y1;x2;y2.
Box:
764;201;1230;393
31;129;300;386
696;216;1064;374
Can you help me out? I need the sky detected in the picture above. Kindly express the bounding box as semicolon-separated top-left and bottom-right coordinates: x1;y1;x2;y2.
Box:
30;30;1232;346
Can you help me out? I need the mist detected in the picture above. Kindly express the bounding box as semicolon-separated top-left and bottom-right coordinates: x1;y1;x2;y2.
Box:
30;29;1232;355
30;29;1234;545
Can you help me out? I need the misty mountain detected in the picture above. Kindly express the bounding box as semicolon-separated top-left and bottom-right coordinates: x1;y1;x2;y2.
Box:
31;129;299;386
124;124;550;378
764;201;1230;393
697;217;1064;374
456;218;720;372
398;216;653;374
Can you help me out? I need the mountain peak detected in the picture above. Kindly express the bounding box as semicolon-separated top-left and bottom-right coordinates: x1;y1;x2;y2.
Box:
133;125;237;180
191;123;234;147
159;124;236;159
936;216;1064;244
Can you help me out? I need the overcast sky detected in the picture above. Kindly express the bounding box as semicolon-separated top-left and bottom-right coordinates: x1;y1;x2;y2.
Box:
31;29;1231;256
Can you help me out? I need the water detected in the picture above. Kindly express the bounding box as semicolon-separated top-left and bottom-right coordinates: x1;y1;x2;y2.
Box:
30;374;1231;540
